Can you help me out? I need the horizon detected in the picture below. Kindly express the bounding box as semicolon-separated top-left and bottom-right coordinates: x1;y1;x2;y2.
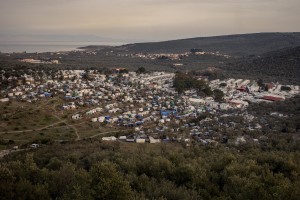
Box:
1;32;299;46
1;31;299;53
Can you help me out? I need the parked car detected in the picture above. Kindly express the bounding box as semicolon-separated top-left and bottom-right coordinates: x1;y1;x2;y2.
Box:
30;144;39;148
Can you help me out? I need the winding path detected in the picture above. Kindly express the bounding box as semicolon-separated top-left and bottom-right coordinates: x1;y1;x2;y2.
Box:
0;120;67;135
53;115;81;141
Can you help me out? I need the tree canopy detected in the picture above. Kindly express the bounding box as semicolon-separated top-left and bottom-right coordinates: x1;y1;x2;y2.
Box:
173;72;212;96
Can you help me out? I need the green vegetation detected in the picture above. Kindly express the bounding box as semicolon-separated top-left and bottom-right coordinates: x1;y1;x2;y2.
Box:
0;98;122;146
1;140;300;200
219;82;227;87
173;72;224;102
136;67;147;74
247;95;300;134
122;32;300;55
173;72;212;96
1;33;300;199
222;46;300;84
212;89;224;102
281;86;291;91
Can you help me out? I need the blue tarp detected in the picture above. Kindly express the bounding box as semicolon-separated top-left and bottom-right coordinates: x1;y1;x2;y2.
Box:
135;121;143;126
44;92;52;97
160;110;177;116
135;114;143;120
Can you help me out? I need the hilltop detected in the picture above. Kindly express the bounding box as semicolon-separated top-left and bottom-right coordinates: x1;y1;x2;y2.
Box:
2;32;300;84
117;32;300;56
222;46;300;84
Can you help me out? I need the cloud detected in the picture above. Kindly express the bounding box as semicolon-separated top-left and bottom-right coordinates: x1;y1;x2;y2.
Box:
0;0;299;42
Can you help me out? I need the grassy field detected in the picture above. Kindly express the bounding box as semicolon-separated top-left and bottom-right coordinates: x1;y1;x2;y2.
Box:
0;100;59;132
0;97;124;148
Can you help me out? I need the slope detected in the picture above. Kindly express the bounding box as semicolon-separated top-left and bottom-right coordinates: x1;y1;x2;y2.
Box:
221;46;300;84
120;32;300;56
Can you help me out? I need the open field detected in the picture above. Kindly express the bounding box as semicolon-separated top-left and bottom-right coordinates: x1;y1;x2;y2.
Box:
0;98;126;148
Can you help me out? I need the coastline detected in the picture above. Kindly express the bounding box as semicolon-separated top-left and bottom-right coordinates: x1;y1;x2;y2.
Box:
0;41;127;53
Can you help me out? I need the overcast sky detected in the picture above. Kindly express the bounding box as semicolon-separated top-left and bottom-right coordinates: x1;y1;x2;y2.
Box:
0;0;299;43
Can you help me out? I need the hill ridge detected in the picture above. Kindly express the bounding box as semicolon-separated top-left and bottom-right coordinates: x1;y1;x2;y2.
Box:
119;32;300;56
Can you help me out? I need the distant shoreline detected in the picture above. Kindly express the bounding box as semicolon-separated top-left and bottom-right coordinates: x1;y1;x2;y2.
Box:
0;42;127;53
77;45;120;50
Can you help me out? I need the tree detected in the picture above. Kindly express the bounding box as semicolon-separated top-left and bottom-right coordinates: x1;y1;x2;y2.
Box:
119;69;129;74
58;71;64;81
136;67;147;74
219;83;227;87
213;89;224;102
257;79;264;87
281;86;291;91
173;72;212;96
202;86;213;96
173;78;186;94
91;162;133;200
82;69;90;80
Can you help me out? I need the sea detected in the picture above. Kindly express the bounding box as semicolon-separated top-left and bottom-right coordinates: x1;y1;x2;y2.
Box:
0;41;127;53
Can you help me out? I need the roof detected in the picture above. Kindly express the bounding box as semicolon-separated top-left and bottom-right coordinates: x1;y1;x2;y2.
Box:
236;86;247;92
266;83;275;89
261;95;284;101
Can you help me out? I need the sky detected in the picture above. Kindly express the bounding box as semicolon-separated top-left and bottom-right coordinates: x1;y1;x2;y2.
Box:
0;0;299;43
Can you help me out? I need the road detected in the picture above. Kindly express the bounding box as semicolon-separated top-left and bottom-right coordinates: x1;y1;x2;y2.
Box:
53;115;81;141
0;97;127;142
0;148;30;158
0;120;67;135
89;130;127;139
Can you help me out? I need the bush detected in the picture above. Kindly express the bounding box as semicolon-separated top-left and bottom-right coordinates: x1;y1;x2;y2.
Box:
281;86;291;91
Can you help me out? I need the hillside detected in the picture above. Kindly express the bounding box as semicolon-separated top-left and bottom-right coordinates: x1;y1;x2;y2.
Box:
221;46;300;84
119;32;300;56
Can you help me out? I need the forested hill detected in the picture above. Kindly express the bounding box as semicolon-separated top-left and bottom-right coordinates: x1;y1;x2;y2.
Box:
120;32;300;56
222;46;300;84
